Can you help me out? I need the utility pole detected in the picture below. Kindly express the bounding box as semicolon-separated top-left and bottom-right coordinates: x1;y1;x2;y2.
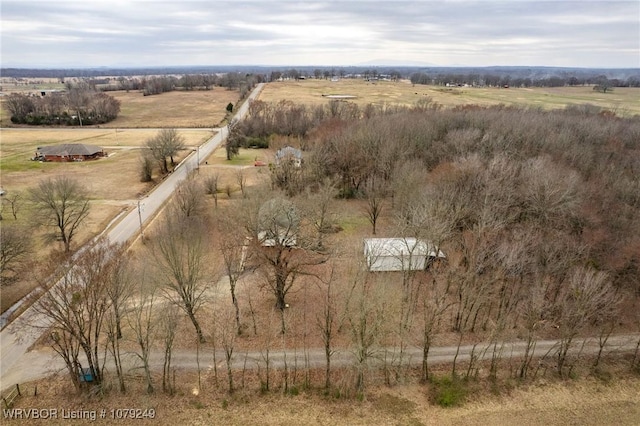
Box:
137;200;145;240
197;145;200;172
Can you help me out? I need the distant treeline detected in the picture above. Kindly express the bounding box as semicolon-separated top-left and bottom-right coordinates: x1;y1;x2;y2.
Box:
5;83;120;125
109;72;263;97
409;72;640;88
3;65;639;87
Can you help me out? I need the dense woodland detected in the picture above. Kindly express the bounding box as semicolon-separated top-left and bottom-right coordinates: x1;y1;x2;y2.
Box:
234;99;640;293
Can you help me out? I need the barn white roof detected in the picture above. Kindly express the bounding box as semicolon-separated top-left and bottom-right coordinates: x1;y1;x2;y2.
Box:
363;238;445;259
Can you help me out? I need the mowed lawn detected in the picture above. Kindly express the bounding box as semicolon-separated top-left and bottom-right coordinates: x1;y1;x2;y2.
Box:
259;79;640;115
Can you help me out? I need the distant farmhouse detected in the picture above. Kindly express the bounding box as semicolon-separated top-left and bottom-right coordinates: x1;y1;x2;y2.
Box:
275;146;303;168
35;144;106;162
364;238;446;272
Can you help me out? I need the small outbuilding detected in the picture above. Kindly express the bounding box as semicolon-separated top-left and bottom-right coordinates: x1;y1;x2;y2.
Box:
363;238;446;272
35;144;106;162
275;146;303;168
257;197;299;247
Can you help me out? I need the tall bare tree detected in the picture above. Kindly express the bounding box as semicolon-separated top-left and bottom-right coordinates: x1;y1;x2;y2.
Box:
0;224;31;285
345;269;390;395
361;176;386;235
315;265;343;389
217;305;238;393
33;242;116;390
244;195;327;332
104;244;134;393
127;282;157;394
554;267;621;377
160;304;180;394
219;219;247;335
152;216;210;343
29;176;90;252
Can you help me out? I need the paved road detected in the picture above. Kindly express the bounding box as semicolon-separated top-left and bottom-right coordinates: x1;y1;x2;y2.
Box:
2;334;638;391
0;83;264;389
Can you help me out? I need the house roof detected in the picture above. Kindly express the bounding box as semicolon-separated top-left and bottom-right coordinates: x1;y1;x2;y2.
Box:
37;144;103;157
275;146;302;160
364;238;446;259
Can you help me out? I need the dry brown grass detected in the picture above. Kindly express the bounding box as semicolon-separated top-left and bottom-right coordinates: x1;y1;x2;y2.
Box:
104;89;240;128
0;129;212;313
259;79;640;115
0;86;239;128
8;374;640;425
0;128;212;190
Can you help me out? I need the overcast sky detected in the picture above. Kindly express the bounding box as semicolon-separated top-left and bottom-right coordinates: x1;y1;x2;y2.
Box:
1;1;638;68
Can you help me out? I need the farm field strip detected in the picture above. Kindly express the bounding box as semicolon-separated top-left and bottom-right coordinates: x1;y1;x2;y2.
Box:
259;79;640;114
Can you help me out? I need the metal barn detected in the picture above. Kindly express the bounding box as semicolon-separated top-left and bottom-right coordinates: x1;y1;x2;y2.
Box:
363;238;446;272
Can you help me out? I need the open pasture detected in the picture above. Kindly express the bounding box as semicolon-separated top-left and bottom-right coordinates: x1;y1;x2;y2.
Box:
0;128;211;312
0;128;213;175
102;88;239;128
0;86;240;128
259;79;640;115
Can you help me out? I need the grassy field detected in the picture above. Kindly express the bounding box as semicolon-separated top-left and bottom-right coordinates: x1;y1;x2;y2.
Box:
0;87;240;128
0;128;212;313
108;88;240;128
259;79;640;115
0;128;213;176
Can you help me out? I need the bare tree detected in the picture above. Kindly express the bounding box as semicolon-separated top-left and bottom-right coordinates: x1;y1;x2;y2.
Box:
217;305;238;393
554;267;621;377
0;224;31;285
315;265;343;389
29;176;90;252
244;196;328;332
235;169;247;198
172;173;205;218
146;128;185;174
345;269;389;395
204;173;220;208
3;191;23;220
160;304;180;394
152;216;210;343
303;181;337;250
225;119;242;160
361;176;386;235
517;284;549;379
127;283;157;394
33;242;115;391
218;219;247;335
139;151;155;182
103;244;134;393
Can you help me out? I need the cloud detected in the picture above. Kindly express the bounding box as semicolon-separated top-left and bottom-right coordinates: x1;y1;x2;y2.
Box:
1;1;638;68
